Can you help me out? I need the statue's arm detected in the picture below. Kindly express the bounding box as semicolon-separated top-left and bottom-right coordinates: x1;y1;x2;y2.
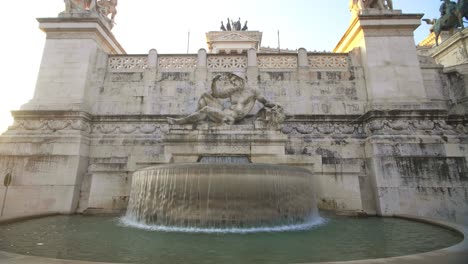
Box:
255;90;275;108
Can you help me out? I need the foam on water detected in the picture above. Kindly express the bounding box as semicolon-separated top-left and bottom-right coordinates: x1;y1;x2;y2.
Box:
119;216;327;234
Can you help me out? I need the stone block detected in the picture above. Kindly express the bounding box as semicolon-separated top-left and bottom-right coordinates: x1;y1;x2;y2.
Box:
313;173;363;211
0;185;77;218
87;172;131;211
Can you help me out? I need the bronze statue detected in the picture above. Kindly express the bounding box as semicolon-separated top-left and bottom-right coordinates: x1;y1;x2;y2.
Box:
221;18;249;32
226;18;232;31
235;18;242;31
427;0;468;46
168;73;283;125
242;21;248;31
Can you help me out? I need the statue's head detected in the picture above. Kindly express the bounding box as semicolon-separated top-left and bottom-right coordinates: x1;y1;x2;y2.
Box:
211;73;245;99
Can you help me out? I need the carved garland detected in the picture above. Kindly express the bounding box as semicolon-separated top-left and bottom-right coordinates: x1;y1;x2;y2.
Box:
9;120;171;136
10;119;91;133
282;120;467;136
91;124;169;135
364;119;465;134
281;123;364;136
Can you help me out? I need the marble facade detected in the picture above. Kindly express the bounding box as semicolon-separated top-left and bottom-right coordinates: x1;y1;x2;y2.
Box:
0;7;467;225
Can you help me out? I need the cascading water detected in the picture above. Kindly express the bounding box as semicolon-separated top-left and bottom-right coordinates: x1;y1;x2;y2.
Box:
123;160;321;232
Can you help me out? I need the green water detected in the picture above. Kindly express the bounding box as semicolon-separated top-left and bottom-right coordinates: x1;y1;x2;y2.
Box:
0;214;462;264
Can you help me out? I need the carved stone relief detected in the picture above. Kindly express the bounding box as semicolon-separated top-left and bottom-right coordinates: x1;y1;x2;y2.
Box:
10;119;91;133
258;55;298;69
207;56;247;70
108;56;148;72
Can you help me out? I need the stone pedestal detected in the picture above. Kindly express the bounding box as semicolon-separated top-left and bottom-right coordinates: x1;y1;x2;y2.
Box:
21;17;125;112
334;11;468;223
426;28;468;115
0;111;91;218
163;124;291;163
335;12;427;107
429;28;468;68
0;16;125;219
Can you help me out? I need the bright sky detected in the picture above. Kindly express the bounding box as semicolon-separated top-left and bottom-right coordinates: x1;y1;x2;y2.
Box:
0;0;439;133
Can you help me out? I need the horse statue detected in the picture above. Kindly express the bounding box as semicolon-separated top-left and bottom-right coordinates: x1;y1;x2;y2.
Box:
427;0;468;46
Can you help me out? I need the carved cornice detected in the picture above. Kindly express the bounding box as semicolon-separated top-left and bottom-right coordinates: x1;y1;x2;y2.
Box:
206;31;262;42
37;17;126;54
5;111;467;137
11;110;92;121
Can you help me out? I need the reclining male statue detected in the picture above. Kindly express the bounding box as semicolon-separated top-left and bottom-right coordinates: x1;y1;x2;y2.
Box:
167;73;284;125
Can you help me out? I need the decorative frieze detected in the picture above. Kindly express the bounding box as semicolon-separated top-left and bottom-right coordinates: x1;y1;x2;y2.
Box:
364;119;464;135
308;55;349;69
207;55;247;70
10;119;91;133
108;56;148;72
281;123;364;137
281;119;467;137
91;123;169;135
258;55;298;69
158;56;197;71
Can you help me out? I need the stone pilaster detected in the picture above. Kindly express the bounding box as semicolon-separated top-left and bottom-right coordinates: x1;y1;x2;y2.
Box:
247;48;259;86
143;49;158;114
297;48;309;81
194;49;209;100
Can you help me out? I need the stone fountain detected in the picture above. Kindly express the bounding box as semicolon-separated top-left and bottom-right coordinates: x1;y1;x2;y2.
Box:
125;163;318;229
124;73;319;230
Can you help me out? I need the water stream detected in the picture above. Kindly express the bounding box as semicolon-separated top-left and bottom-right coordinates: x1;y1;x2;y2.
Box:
123;163;319;231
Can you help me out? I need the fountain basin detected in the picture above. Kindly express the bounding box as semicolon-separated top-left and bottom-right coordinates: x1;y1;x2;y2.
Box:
0;214;466;264
124;163;318;229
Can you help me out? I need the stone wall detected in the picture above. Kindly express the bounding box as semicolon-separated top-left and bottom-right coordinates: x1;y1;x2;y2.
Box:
96;52;364;116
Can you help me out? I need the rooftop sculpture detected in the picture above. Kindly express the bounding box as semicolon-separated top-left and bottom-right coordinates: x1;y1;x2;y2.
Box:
221;18;248;31
349;0;393;12
62;0;118;28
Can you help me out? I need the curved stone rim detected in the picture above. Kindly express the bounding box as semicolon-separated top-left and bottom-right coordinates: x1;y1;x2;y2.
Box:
135;163;313;174
0;214;466;264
